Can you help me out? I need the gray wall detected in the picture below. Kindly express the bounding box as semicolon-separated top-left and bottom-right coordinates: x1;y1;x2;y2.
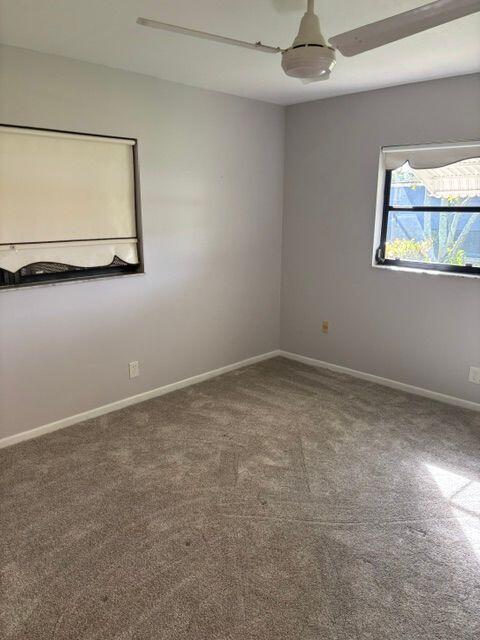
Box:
0;46;285;439
282;74;480;403
2;48;478;441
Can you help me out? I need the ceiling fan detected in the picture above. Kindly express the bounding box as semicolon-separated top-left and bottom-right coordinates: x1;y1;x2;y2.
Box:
137;0;480;84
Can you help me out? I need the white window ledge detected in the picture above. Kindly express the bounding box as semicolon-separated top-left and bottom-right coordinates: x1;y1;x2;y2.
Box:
372;263;480;280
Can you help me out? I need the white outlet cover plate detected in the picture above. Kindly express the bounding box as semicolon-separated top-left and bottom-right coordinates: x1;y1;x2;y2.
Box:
129;361;140;379
468;366;480;385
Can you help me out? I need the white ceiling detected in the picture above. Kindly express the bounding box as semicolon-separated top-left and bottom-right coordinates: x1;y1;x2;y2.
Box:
0;0;479;105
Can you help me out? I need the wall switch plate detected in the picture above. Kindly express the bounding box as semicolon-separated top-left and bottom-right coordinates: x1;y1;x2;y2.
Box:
322;321;329;334
129;361;140;379
468;366;480;385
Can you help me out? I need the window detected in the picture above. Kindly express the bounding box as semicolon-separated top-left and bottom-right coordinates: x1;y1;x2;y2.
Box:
0;125;143;289
375;142;480;276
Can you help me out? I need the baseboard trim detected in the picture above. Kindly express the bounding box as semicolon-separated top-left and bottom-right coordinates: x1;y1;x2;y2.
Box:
3;348;477;449
279;350;480;412
0;350;281;449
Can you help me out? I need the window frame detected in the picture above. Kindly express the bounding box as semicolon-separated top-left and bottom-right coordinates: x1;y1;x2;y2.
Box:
375;167;480;277
0;123;144;291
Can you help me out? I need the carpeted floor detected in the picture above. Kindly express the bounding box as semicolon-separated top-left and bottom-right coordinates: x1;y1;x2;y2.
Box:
1;357;480;639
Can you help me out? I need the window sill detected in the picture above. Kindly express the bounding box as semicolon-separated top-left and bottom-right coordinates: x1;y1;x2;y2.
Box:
372;263;480;280
0;270;146;292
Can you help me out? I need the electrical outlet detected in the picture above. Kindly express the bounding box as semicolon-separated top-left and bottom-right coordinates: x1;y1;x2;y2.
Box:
129;361;140;379
469;366;480;385
322;320;329;334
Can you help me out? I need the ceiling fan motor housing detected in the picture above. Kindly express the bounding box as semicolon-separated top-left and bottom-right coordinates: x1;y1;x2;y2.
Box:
282;3;336;79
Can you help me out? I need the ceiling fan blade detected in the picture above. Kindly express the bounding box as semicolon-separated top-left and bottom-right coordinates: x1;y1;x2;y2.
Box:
329;0;480;57
137;18;281;54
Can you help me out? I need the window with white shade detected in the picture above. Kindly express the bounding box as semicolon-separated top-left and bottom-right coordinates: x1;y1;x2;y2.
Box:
0;125;142;288
375;141;480;276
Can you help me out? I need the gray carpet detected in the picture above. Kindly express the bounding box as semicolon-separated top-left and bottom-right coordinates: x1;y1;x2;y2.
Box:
1;357;480;639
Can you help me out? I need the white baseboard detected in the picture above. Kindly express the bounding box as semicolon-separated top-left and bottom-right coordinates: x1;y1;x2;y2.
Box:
3;348;477;450
0;350;281;449
279;350;480;413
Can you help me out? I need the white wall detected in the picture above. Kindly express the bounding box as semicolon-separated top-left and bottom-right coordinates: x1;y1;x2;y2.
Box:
282;74;480;404
0;46;285;439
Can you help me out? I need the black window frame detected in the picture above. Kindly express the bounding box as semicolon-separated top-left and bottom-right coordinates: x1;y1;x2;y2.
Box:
0;123;144;290
375;168;480;277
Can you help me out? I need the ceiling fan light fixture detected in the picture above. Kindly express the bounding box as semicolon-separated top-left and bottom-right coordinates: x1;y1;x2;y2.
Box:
281;0;336;80
281;45;336;79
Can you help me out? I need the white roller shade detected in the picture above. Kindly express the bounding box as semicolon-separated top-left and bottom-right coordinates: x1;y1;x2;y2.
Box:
0;126;138;272
383;141;480;170
0;239;138;274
